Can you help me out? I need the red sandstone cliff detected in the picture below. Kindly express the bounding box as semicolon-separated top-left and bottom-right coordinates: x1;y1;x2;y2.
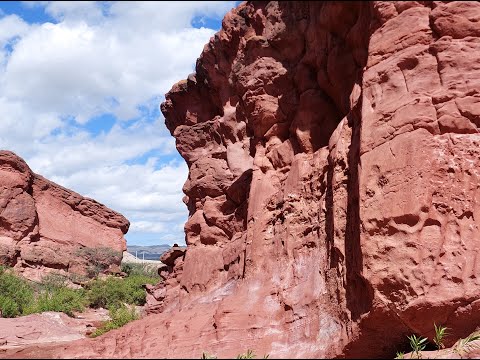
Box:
0;151;129;282
2;1;480;358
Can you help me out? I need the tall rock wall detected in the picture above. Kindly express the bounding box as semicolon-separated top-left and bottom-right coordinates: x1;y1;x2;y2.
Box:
347;0;480;355
157;1;373;357
2;1;479;359
0;151;129;282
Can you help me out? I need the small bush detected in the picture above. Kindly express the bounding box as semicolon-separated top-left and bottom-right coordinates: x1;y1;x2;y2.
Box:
120;262;133;275
0;268;87;318
121;262;159;278
24;287;86;317
91;305;138;337
22;272;86;317
86;274;158;309
0;265;156;320
40;272;70;290
76;246;123;278
0;267;34;317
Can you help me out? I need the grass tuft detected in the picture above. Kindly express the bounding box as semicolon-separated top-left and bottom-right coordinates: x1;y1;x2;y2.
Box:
91;305;138;337
433;323;449;350
454;331;480;355
407;334;428;359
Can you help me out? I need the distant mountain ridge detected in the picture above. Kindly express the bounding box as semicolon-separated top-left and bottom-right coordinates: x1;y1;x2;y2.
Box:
126;244;171;260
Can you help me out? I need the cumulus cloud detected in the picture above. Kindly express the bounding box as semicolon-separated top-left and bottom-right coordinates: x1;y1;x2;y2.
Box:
0;1;236;245
0;14;30;46
3;7;220;121
52;154;190;245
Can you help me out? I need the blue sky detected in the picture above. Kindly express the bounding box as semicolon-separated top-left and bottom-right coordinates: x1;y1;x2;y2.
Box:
0;1;237;246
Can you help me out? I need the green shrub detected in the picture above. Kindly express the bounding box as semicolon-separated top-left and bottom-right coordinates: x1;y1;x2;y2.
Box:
0;267;34;317
121;262;159;278
91;305;138;337
22;272;86;317
122;274;158;305
76;246;123;278
40;272;70;290
24;287;86;317
86;274;157;310
0;265;157;320
0;269;87;318
0;295;23;318
120;262;133;275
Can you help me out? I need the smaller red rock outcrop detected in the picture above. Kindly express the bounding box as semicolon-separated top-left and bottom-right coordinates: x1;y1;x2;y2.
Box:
145;245;187;313
0;150;129;282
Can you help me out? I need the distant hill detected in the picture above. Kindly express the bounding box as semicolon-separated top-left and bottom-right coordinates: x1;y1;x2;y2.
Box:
127;244;172;261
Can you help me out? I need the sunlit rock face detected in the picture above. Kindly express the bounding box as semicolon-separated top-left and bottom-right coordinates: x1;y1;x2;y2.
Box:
0;150;129;282
2;1;480;358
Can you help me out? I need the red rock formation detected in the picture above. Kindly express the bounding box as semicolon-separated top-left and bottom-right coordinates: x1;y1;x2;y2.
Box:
0;151;129;282
2;1;479;358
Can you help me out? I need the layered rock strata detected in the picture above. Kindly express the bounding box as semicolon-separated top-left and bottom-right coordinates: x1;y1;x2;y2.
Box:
2;1;480;358
0;151;129;282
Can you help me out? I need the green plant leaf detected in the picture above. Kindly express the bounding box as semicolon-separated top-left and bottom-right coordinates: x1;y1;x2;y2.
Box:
455;332;480;355
433;323;449;349
408;333;428;358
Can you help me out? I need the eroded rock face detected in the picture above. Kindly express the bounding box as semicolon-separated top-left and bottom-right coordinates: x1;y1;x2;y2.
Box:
2;1;479;359
0;151;129;282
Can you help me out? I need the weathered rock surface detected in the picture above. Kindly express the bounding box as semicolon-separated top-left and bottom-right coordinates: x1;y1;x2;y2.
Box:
144;245;186;312
0;151;129;282
0;310;110;352
3;1;480;358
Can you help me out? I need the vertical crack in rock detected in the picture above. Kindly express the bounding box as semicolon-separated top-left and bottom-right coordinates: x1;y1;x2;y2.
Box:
345;98;374;323
160;1;376;358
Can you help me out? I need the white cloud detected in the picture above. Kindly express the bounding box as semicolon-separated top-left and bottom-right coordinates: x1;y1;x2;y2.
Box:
3;19;216;121
25;118;175;176
130;221;165;233
53;158;188;213
0;1;236;245
51;157;189;245
43;1;107;24
0;14;30;46
3;0;236;123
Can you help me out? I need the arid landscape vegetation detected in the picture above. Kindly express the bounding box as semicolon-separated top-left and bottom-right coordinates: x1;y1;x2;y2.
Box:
1;1;480;359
